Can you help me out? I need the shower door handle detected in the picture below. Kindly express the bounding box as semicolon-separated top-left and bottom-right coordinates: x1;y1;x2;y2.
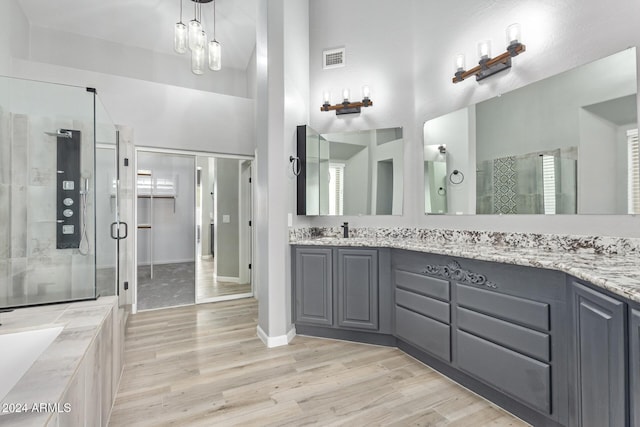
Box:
110;222;128;240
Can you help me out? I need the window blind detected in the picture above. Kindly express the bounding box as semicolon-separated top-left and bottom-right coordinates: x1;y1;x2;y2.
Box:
628;129;639;214
542;155;556;215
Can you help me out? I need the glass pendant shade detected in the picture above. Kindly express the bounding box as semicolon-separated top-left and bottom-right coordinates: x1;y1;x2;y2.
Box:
191;46;205;75
174;22;187;54
506;23;522;46
477;40;492;60
208;40;222;71
188;19;202;51
455;54;466;72
196;29;207;51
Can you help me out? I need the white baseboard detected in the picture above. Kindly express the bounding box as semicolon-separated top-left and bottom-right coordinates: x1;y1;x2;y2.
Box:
216;275;240;283
137;259;195;267
197;293;253;304
257;325;296;348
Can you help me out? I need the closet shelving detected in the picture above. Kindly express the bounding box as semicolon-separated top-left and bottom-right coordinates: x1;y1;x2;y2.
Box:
137;169;177;279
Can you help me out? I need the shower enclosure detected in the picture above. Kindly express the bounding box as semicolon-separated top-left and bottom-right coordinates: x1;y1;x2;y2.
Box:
0;75;126;309
476;150;578;215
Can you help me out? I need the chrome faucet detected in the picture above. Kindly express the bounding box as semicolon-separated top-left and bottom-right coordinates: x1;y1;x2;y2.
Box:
341;222;349;238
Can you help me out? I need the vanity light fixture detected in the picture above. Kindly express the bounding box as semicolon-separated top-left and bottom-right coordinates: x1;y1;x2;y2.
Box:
321;86;373;115
174;0;222;75
453;23;526;84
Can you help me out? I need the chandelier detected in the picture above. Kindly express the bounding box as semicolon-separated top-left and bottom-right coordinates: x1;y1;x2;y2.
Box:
174;0;221;75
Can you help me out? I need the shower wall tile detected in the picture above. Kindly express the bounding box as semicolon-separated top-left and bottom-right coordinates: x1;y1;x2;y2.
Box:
26;255;72;300
10;184;27;258
0;109;10;185
9;257;27;301
73;119;95;181
27;185;56;223
0;184;10;259
11;114;28;185
71;254;95;299
0;260;9;306
27;220;56;257
29;116;57;186
26;182;56;260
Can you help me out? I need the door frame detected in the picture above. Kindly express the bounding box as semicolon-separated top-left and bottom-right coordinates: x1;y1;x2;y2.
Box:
132;146;254;313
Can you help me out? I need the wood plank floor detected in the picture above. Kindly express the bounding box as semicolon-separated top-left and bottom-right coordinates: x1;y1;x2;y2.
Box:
109;299;529;427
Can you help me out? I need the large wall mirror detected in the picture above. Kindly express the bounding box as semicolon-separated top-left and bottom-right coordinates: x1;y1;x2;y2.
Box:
297;125;403;216
424;47;638;215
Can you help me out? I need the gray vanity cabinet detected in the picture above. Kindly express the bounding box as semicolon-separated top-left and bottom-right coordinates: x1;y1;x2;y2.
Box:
293;246;389;335
337;249;379;330
392;249;569;426
569;280;627;427
293;247;333;326
630;307;640;427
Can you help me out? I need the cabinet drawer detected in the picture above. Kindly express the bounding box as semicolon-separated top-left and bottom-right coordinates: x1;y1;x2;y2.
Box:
457;330;551;414
457;307;550;362
395;270;450;301
395;306;450;362
396;288;450;324
457;284;549;331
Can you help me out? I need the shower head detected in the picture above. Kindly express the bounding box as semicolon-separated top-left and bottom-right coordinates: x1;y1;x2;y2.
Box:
44;129;72;139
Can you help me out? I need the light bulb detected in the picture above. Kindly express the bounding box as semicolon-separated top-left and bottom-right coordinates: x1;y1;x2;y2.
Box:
188;19;202;51
506;23;521;46
174;22;187;54
362;85;371;100
191;46;205;75
323;91;331;104
477;40;492;60
342;88;350;102
208;39;222;71
454;54;466;72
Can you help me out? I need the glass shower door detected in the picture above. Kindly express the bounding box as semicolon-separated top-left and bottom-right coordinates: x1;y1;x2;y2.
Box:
95;97;127;305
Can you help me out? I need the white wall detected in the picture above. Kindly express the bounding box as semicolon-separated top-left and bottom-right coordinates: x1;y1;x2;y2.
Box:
424;107;475;215
0;0;29;75
370;138;403;215
256;0;309;344
578;110;619;214
29;26;249;98
299;0;640;237
11;59;255;156
343;147;370;214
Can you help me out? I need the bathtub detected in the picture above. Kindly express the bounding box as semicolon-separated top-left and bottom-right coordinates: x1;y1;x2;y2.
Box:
0;326;63;402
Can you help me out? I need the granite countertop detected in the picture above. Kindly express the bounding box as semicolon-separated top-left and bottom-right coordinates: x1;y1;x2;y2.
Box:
0;297;117;427
290;229;640;304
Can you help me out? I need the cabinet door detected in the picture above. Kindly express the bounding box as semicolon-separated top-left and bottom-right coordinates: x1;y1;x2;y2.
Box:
571;282;626;427
294;247;333;326
632;308;640;427
337;249;378;330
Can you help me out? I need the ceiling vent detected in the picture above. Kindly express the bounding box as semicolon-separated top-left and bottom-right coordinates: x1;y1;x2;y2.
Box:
323;47;346;70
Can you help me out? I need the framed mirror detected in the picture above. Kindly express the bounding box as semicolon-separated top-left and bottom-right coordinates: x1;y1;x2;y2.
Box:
297;125;404;216
424;47;638;215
